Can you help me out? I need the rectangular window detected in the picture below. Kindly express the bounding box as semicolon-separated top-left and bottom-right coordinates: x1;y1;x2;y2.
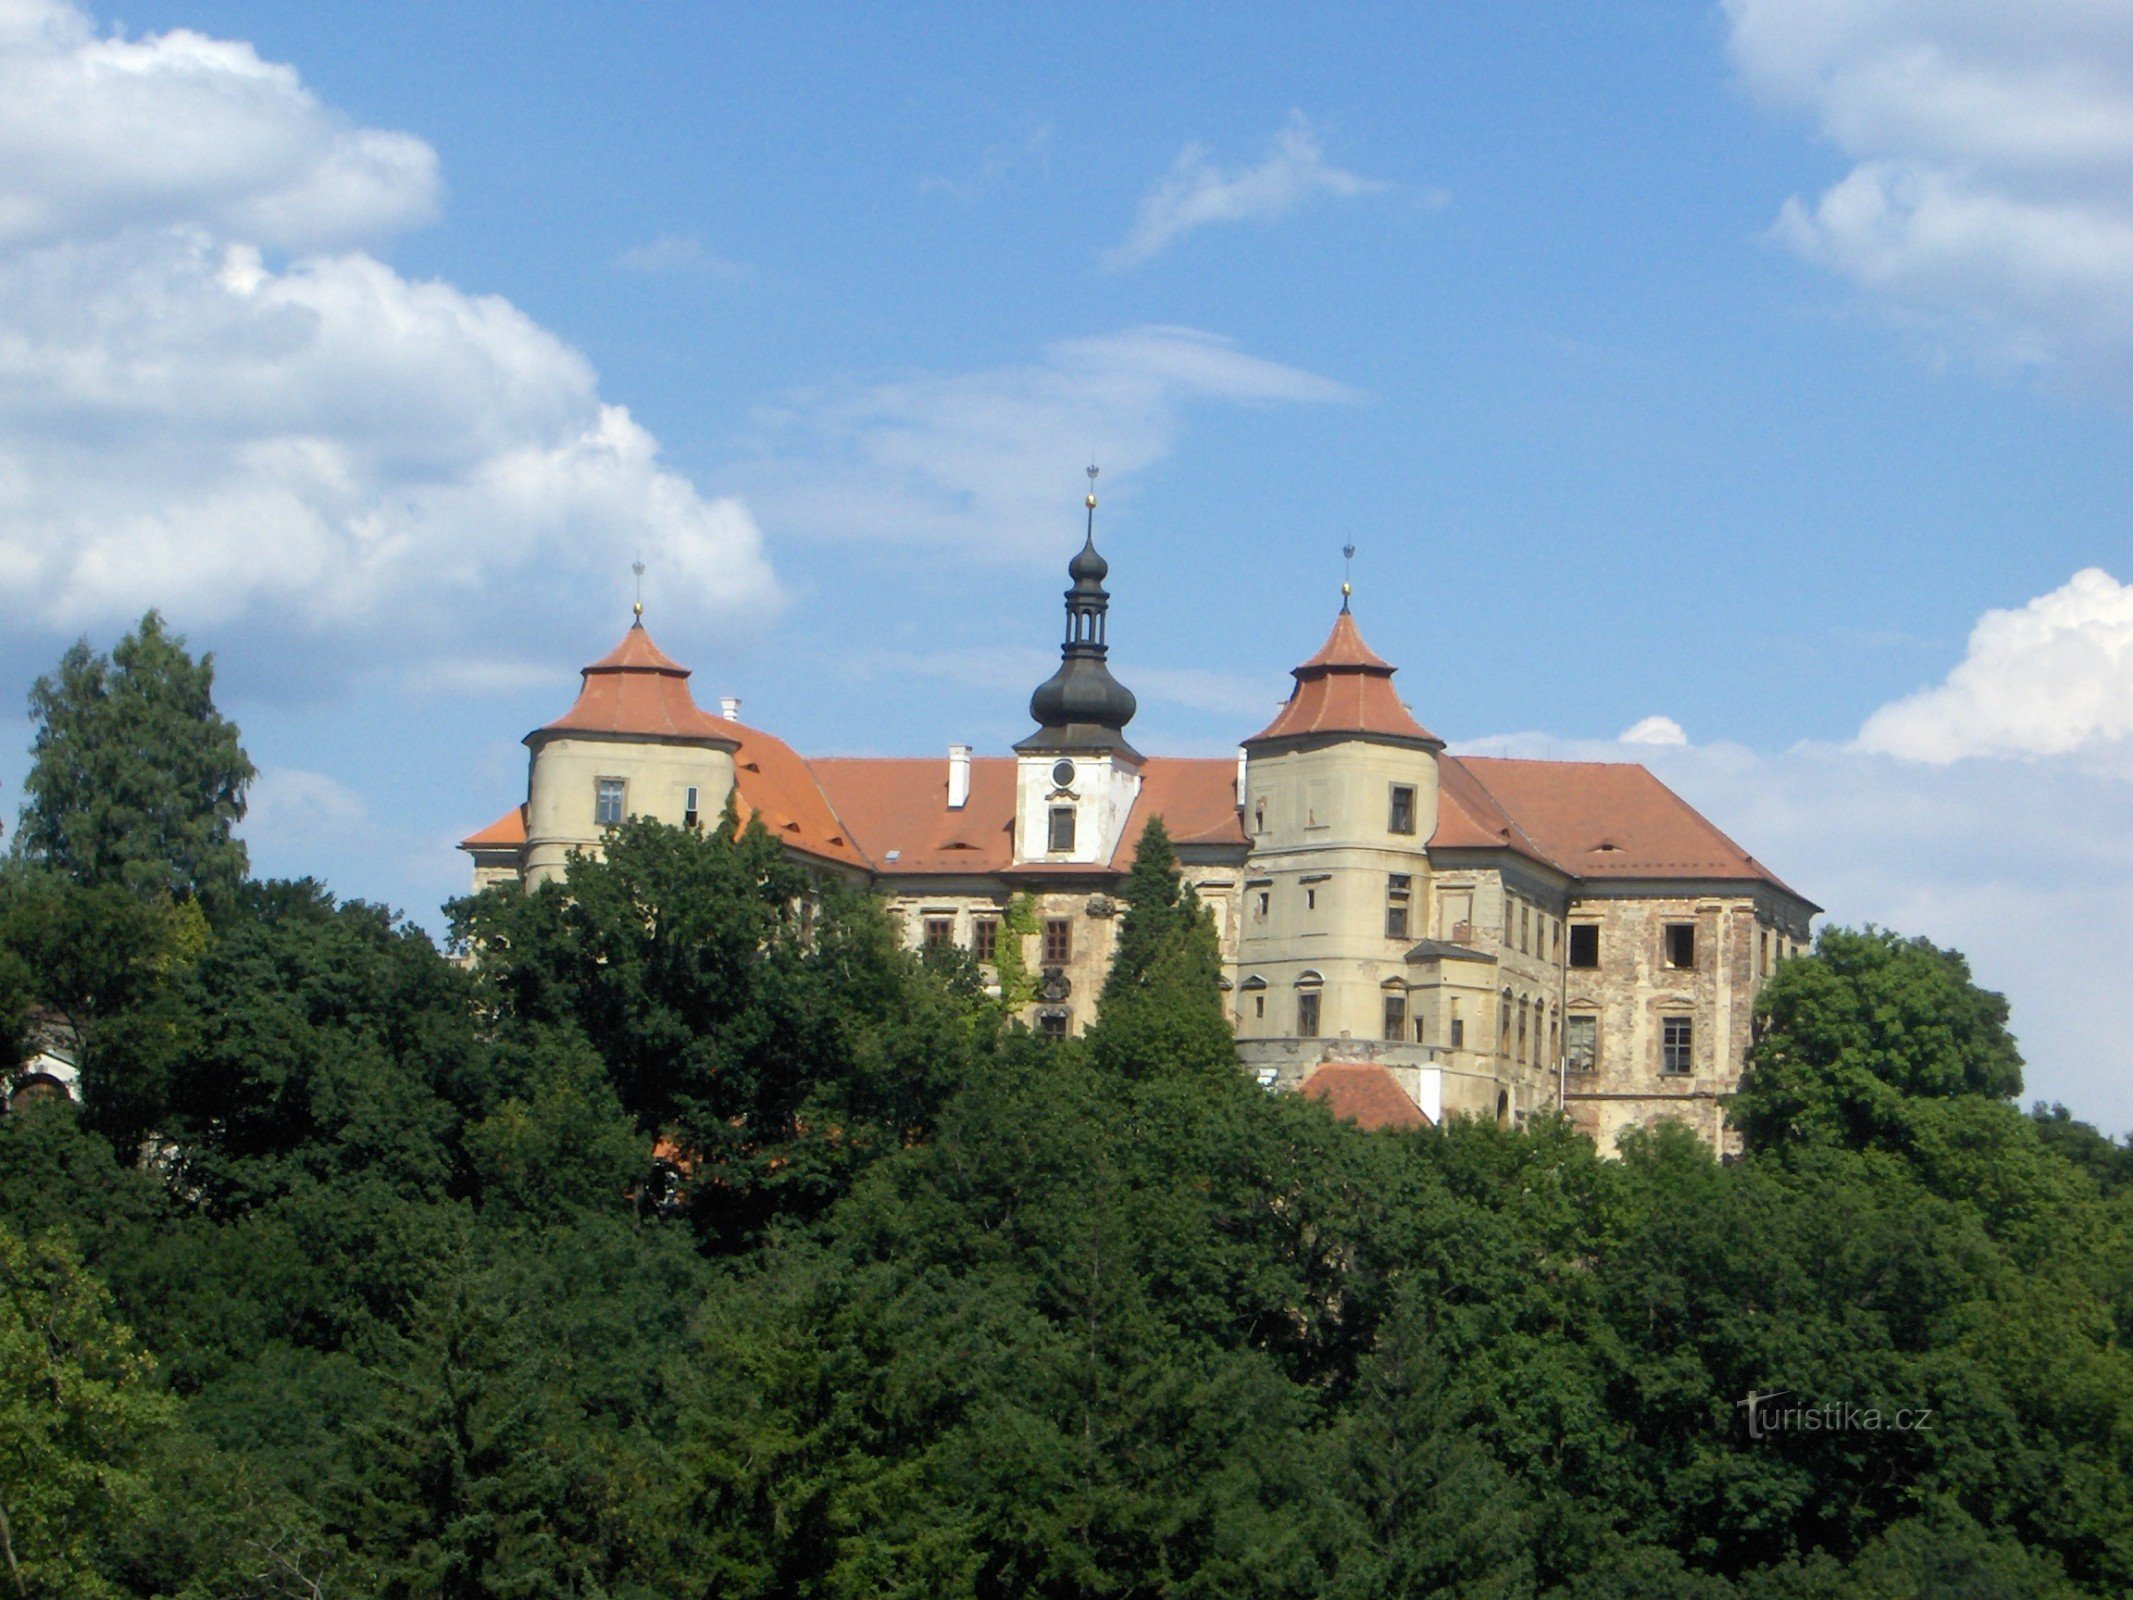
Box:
1254;890;1270;922
1043;917;1072;965
1253;994;1265;1019
1662;1015;1694;1075
1569;923;1599;968
1413;1015;1428;1045
1296;990;1321;1038
594;777;626;827
1520;905;1532;954
1382;993;1407;1042
1450;1016;1465;1049
971;919;999;964
1305;887;1318;911
683;785;701;829
923;916;954;949
1048;806;1077;853
1385;874;1412;939
1760;929;1772;975
1039;1011;1069;1041
1565;1014;1597;1073
1665;923;1697;969
1388;784;1417;835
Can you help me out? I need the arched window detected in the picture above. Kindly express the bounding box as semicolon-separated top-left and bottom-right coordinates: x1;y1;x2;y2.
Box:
1517;998;1529;1064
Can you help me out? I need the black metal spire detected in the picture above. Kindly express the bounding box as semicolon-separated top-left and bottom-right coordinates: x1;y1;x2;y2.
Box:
1017;466;1140;756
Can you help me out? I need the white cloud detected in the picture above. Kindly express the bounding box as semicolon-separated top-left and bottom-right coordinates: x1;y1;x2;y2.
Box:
1620;713;1689;746
1728;0;2133;384
742;325;1356;560
0;0;439;250
613;233;747;278
0;2;777;670
1856;566;2133;764
1103;112;1396;270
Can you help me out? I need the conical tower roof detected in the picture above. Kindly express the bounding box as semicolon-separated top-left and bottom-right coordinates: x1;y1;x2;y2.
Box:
1244;608;1441;748
530;619;739;745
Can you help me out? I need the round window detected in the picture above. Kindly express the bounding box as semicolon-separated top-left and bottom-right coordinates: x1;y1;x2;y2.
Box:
1051;758;1077;789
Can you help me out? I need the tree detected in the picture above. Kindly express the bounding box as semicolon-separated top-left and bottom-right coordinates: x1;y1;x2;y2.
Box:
1086;817;1235;1079
15;611;254;906
1731;927;2024;1153
0;1225;176;1597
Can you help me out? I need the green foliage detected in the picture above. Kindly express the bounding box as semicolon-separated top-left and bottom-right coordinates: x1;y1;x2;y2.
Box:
1087;817;1235;1079
0;1225;175;1597
990;892;1041;1010
1734;927;2024;1153
14;611;254;907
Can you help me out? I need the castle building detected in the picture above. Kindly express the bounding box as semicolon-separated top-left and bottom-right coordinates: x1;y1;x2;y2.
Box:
462;503;1816;1153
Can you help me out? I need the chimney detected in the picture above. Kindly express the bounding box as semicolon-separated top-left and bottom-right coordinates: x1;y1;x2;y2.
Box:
719;695;741;722
1235;745;1248;807
948;743;972;810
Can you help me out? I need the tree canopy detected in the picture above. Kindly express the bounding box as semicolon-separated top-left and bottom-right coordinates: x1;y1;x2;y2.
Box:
2;632;2129;1597
14;611;254;907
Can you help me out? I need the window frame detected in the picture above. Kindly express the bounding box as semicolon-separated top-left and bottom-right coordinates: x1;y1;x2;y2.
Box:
1565;1012;1598;1074
1662;1014;1694;1075
1047;805;1077;853
1381;990;1407;1043
922;915;955;949
971;918;999;964
1296;989;1322;1038
1042;917;1072;965
594;776;627;828
1388;783;1418;835
1385;873;1412;939
1569;923;1600;969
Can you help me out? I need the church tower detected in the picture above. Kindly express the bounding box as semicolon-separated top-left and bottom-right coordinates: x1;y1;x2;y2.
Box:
1012;470;1143;865
1235;582;1444;1046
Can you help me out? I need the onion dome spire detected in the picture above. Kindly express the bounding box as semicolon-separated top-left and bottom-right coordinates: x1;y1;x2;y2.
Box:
1017;466;1141;757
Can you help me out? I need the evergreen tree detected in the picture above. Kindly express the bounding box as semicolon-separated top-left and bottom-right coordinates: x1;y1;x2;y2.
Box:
15;611;254;906
1087;817;1235;1078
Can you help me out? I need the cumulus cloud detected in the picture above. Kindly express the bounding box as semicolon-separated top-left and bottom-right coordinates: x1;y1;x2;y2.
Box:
0;0;439;250
1856;566;2133;764
1620;714;1689;746
1727;0;2133;384
0;1;776;675
742;325;1357;560
1103;113;1396;270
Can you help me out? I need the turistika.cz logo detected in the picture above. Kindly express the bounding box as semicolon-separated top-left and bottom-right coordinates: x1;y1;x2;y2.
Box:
1736;1390;1935;1440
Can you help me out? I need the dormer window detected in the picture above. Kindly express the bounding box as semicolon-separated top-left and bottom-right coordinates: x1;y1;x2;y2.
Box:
595;778;626;828
1048;806;1077;853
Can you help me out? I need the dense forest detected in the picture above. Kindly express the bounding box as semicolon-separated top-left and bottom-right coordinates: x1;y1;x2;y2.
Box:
3;615;2131;1599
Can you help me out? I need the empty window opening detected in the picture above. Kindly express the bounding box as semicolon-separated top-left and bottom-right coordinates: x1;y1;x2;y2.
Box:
1665;923;1697;969
1382;992;1407;1043
1569;923;1599;968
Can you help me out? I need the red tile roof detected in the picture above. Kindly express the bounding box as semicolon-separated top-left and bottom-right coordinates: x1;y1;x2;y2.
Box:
1452;757;1806;897
1302;1061;1431;1131
723;725;871;870
536;622;740;744
459;804;527;852
806;755;1245;877
1246;610;1442;748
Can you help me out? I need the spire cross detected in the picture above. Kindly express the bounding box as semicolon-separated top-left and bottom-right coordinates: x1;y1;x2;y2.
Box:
1085;463;1099;538
1341;543;1356;612
632;557;646;620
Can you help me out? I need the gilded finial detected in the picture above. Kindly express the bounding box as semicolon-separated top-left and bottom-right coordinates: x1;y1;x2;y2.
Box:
1341;543;1356;613
1085;462;1099;511
632;557;646;620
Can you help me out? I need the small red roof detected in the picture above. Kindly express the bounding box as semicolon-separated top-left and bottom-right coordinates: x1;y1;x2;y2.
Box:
1246;609;1442;748
459;804;527;852
1302;1061;1431;1131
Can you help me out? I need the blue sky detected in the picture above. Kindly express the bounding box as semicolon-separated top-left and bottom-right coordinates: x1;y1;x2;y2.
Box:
3;1;2132;1128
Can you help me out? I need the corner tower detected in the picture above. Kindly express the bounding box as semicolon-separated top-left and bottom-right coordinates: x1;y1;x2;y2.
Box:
1012;469;1143;865
521;610;740;886
1236;589;1444;1046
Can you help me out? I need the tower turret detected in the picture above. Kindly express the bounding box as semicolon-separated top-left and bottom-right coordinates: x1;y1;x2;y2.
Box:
1012;469;1144;864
